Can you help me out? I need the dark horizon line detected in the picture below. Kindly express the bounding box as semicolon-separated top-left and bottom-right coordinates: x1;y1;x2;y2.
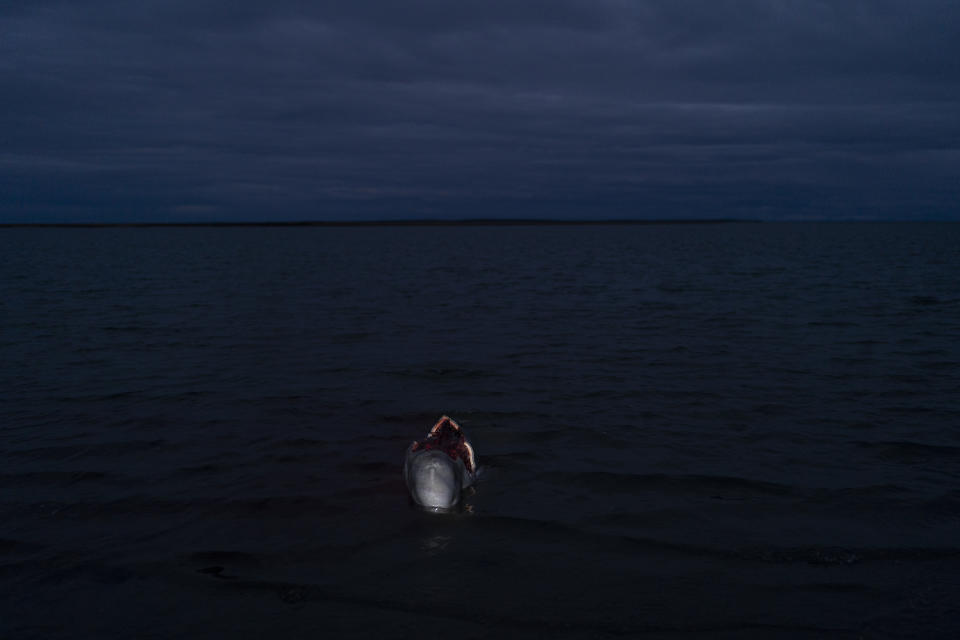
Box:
0;217;839;228
0;218;755;228
0;217;953;228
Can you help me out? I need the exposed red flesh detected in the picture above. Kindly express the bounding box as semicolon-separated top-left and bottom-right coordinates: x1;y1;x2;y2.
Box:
410;416;475;473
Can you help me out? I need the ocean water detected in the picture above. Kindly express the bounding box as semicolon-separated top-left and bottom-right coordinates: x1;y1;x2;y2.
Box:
2;222;959;638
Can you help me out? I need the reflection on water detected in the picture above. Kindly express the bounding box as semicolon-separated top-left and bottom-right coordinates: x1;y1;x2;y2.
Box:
420;535;452;556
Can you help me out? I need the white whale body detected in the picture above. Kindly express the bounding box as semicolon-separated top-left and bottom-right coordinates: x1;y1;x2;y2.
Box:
404;416;477;510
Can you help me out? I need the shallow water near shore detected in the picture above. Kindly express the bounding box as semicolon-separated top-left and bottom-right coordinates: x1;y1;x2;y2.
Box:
2;222;959;638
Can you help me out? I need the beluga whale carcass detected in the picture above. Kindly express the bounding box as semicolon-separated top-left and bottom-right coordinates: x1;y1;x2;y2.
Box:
404;416;477;510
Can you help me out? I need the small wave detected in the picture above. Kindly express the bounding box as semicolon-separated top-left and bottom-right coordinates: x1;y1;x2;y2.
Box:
375;412;443;424
101;325;146;332
907;295;959;306
337;460;397;474
479;451;544;468
214;495;351;518
383;366;501;380
851;439;960;462
269;437;333;449
179;463;240;475
807;320;861;327
8;439;171;462
184;550;264;569
0;537;44;556
822;483;915;499
53;390;144;403
744;545;960;565
331;331;374;342
0;470;121;487
547;471;799;498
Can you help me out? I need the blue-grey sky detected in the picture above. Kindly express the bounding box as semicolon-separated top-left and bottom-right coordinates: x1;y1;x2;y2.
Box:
2;1;958;222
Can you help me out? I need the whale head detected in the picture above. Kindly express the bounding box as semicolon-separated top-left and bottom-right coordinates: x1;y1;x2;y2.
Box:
404;416;477;510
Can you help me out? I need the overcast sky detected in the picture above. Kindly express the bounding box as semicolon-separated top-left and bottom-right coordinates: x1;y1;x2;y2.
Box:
2;1;958;221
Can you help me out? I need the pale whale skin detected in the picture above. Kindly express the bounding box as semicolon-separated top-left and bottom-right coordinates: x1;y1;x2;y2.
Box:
404;448;473;509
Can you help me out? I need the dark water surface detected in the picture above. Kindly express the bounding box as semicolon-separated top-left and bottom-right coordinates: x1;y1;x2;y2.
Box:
2;223;959;638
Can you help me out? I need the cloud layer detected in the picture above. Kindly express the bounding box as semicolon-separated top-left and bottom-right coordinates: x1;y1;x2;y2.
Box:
3;0;959;221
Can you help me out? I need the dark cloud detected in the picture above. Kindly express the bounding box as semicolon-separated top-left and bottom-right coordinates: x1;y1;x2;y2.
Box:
2;0;958;221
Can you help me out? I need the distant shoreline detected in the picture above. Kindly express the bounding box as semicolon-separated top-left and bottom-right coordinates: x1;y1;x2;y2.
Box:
1;218;759;228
